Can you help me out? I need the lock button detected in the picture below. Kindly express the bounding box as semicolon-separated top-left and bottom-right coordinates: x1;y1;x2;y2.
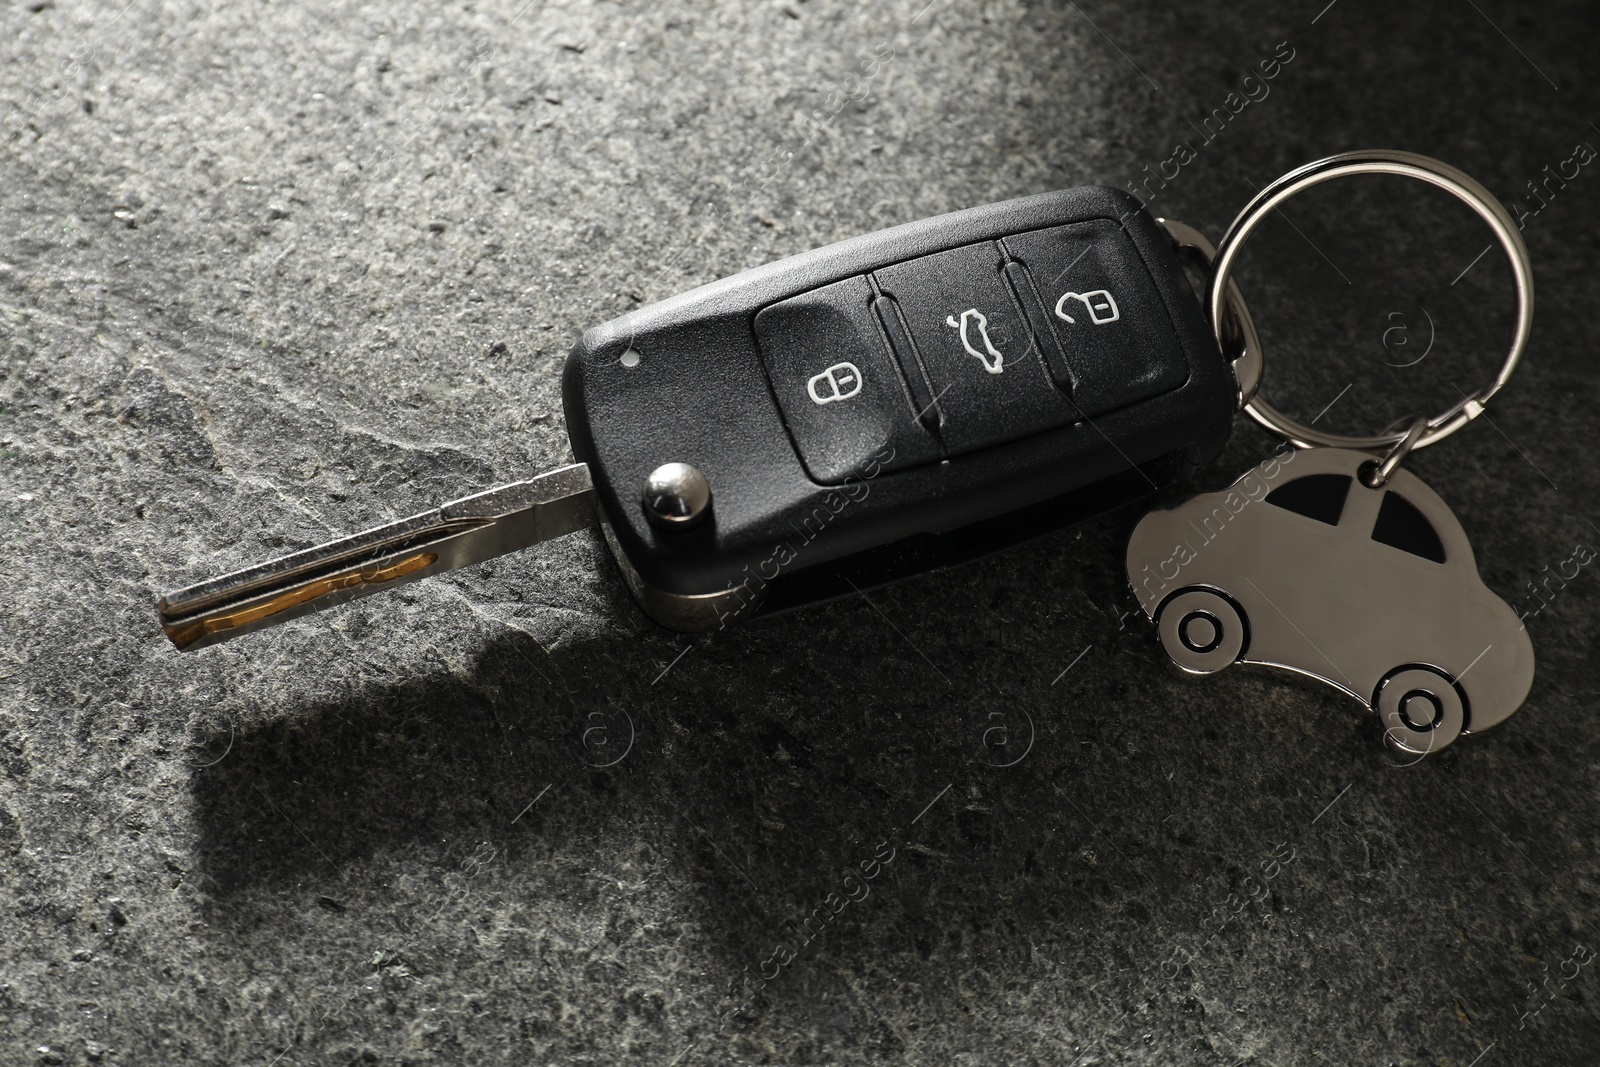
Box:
754;274;941;485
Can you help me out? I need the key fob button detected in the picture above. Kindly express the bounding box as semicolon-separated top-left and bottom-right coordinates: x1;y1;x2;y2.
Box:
754;274;941;484
1001;220;1189;418
871;241;1078;456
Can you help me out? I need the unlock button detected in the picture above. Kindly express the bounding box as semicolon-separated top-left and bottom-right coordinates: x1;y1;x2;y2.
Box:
1001;219;1188;418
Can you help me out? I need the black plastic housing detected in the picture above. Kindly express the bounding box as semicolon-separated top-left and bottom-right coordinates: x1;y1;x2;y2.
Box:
562;187;1234;628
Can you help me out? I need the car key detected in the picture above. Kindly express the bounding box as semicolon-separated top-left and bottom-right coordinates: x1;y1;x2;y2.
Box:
158;186;1242;650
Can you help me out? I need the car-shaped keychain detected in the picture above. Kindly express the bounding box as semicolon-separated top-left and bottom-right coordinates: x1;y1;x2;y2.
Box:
1126;445;1535;756
1123;152;1539;758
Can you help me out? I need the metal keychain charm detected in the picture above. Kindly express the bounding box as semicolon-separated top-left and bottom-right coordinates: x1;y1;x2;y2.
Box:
1127;151;1536;757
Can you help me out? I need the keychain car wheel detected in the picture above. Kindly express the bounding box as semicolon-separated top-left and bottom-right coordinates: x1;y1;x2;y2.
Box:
1374;665;1467;756
1156;587;1249;675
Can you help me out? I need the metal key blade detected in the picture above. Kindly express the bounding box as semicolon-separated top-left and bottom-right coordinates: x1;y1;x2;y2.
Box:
157;463;597;651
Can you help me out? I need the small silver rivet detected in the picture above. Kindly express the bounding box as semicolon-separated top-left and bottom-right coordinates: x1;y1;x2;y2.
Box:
642;462;711;532
619;349;642;368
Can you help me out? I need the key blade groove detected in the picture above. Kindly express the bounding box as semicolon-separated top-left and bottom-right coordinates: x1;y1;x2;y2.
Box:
164;550;441;651
156;516;492;619
157;463;597;651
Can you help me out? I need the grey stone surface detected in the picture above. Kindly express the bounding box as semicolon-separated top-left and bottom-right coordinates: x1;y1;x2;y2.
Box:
3;0;1600;1063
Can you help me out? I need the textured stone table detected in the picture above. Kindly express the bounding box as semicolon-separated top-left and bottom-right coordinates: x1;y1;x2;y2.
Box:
3;1;1599;1063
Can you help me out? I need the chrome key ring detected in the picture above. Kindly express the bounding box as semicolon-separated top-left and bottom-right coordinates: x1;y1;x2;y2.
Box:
1205;150;1535;452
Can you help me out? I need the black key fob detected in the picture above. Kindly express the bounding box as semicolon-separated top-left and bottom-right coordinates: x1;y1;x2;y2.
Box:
563;187;1236;631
